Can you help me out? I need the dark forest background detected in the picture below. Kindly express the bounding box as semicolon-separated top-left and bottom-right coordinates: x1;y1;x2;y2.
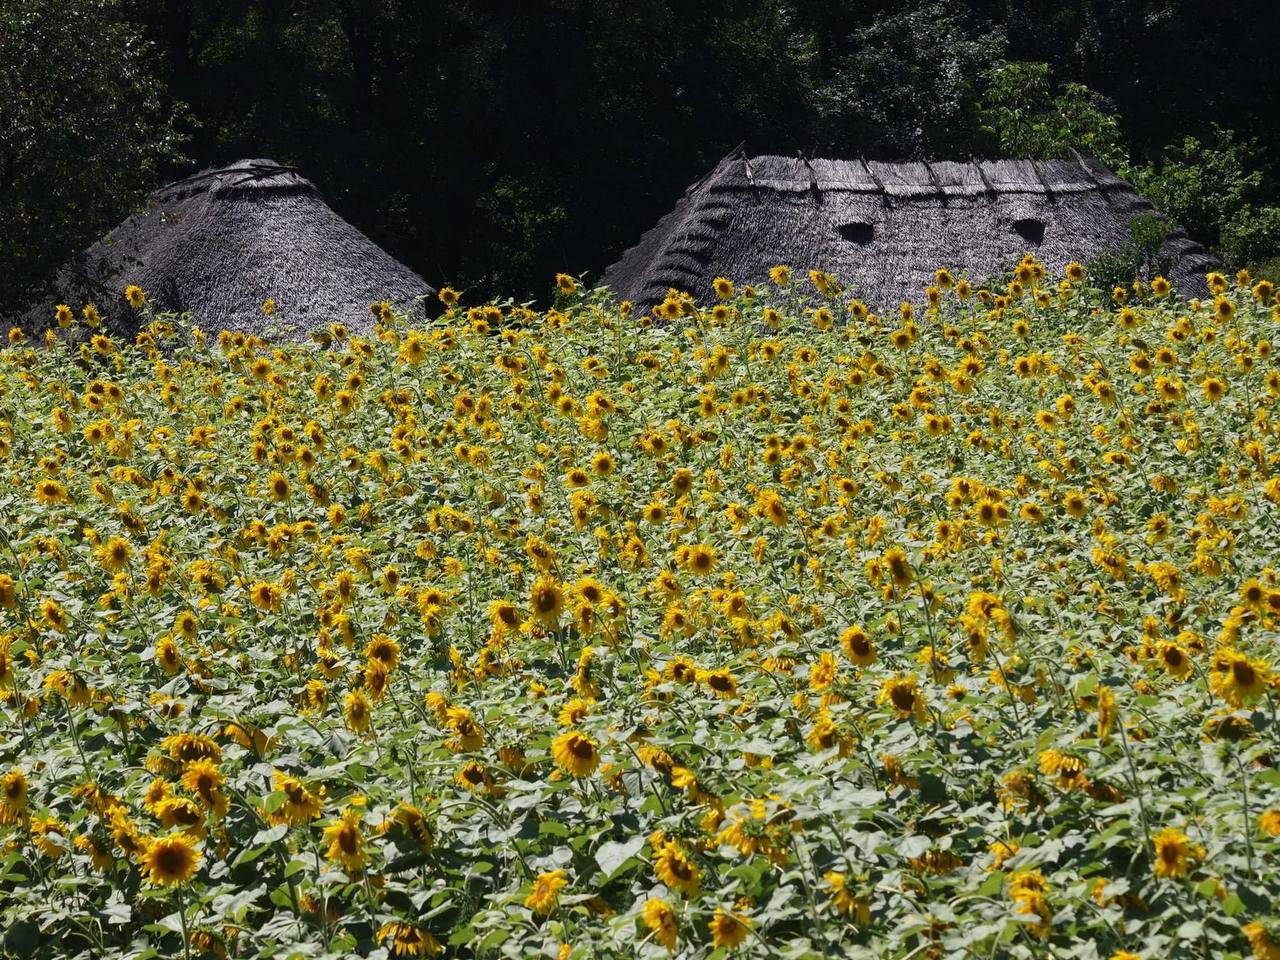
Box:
4;0;1279;312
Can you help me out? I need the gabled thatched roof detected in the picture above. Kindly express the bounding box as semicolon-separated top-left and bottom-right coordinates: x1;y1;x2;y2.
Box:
24;159;435;337
604;149;1215;309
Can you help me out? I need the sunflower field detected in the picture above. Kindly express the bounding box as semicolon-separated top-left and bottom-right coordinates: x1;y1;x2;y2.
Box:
3;262;1280;960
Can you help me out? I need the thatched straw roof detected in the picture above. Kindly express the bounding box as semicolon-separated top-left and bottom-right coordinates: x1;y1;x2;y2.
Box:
24;159;435;337
604;149;1214;309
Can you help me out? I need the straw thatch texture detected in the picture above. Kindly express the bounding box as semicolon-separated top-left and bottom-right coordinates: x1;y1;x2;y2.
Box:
24;159;435;338
604;150;1215;309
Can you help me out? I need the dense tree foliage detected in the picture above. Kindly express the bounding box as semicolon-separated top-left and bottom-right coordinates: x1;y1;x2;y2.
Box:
0;0;186;312
3;0;1278;313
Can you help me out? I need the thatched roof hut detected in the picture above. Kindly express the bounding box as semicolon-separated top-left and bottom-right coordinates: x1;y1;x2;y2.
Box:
604;150;1214;309
25;159;435;337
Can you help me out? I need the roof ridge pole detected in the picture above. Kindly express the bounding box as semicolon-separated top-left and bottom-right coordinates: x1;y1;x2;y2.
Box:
801;154;818;190
1068;148;1112;207
1069;148;1100;182
1030;160;1055;200
862;157;884;191
800;154;821;204
923;160;945;205
971;158;996;198
862;158;890;209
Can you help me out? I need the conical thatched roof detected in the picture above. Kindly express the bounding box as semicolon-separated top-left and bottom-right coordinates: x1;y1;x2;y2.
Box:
604;150;1215;309
25;159;435;337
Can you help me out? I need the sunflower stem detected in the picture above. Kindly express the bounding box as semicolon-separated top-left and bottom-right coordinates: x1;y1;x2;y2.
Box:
176;883;191;960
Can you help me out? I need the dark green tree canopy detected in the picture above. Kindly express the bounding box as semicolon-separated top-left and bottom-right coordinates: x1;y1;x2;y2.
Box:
1;0;185;312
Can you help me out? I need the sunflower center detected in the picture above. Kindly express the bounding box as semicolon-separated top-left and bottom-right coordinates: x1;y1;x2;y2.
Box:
890;685;916;711
1233;662;1257;686
156;846;188;874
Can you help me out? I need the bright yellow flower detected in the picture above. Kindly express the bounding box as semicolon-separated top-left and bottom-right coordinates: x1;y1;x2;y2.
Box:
525;869;568;913
140;834;201;886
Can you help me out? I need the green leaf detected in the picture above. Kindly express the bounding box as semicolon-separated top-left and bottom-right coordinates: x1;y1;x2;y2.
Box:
594;836;646;882
252;824;289;845
978;871;1005;897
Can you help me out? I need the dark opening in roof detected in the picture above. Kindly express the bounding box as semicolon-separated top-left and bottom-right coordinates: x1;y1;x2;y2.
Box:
1013;218;1046;245
837;222;875;244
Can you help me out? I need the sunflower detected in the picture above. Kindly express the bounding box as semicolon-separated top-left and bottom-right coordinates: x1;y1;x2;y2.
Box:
156;796;205;836
0;769;28;825
323;808;368;873
163;733;222;766
653;840;699;896
156;636;182;674
455;760;492;792
174;609;198;640
530;576;564;628
384;802;434;851
557;698;593;727
363;660;391;701
590;451;616;476
345;690;373;733
249;581;283;612
551;731;599;777
45;669;89;704
878;674;927;721
1009;870;1053;936
833;624;876;667
140;834;201;886
1243;922;1280;960
1062;491;1088;518
34;478;68;504
825;871;871;923
1096;686;1116;741
445;706;485;751
707;276;736;301
1158;642;1193;679
181;759;229;819
524;869;568;914
36;596;66;633
1201;376;1227;402
376;922;444;957
124;285;146;308
1151;827;1203;879
882;546;913;588
642;897;678;951
1259;810;1280;837
98;536;131;573
709;907;751;949
678;543;717;576
489;599;522;634
700;668;737;699
266;471;291;501
1211;650;1270;706
268;771;324;826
